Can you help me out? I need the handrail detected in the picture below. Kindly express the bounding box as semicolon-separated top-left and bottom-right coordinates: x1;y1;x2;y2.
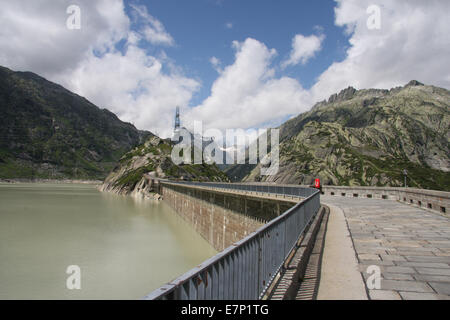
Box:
143;181;320;300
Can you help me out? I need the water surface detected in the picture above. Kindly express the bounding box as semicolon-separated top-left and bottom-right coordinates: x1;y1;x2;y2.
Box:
0;183;216;299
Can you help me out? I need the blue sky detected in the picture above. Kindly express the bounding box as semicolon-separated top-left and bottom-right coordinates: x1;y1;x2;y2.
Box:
1;0;448;136
125;0;349;106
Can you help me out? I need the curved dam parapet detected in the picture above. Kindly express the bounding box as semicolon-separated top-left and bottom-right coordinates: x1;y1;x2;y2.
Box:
321;185;449;215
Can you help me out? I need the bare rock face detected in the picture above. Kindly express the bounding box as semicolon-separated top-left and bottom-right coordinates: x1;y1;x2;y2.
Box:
0;65;152;180
230;81;450;191
406;80;424;87
328;86;357;104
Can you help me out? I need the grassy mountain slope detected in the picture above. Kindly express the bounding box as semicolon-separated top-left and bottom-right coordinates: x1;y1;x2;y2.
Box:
100;135;229;195
0;66;151;180
230;81;450;191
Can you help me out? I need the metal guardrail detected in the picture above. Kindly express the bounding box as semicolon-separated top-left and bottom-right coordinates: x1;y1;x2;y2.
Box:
164;181;318;199
144;181;320;300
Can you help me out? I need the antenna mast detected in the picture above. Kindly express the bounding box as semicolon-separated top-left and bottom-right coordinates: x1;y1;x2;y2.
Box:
174;106;180;130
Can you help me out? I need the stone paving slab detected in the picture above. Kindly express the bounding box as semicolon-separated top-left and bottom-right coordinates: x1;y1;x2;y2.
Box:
429;282;450;295
322;196;450;300
399;292;450;300
369;289;401;300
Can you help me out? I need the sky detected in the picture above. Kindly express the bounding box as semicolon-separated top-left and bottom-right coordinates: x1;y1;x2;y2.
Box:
0;0;449;138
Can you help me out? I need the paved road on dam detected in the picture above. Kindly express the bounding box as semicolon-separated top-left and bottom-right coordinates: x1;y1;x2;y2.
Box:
318;196;450;300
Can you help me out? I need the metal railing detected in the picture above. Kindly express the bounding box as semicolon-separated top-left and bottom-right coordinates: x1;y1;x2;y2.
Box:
162;181;318;199
144;181;320;300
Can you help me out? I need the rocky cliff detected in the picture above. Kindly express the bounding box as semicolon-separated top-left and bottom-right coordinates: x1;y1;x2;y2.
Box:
0;66;151;180
100;135;229;196
229;81;450;191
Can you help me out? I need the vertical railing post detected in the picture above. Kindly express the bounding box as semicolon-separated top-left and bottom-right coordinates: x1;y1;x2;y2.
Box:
283;216;287;261
257;233;262;297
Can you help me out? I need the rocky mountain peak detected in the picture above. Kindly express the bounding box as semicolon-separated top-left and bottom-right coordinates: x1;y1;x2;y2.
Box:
405;80;424;87
327;86;357;104
234;80;450;190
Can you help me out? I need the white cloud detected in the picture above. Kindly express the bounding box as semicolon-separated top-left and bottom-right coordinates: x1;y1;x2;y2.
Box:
209;56;222;73
59;45;199;137
187;0;450;132
0;0;129;77
0;0;448;139
0;0;195;138
310;0;450;101
185;38;312;130
130;3;174;46
282;33;325;68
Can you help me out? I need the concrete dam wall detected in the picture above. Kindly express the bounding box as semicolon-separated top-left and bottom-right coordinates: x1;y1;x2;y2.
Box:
160;182;297;251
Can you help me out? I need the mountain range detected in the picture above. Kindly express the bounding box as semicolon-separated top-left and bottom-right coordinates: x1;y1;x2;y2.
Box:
1;65;448;191
0;66;150;180
227;80;449;191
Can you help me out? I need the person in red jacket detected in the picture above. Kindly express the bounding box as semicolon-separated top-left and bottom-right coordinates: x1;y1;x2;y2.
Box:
312;178;322;192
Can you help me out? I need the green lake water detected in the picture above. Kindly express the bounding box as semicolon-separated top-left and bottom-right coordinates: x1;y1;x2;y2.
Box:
0;183;216;299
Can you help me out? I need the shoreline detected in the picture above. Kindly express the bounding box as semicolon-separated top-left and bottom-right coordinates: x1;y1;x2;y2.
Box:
0;178;103;185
